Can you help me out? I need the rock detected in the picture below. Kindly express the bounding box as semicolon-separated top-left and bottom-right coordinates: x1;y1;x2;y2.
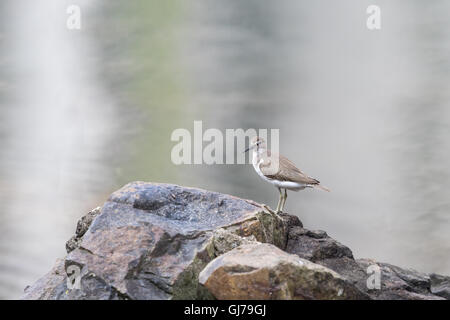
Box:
22;182;288;300
22;259;66;300
198;243;368;300
285;224;370;293
211;228;257;256
355;259;443;300
286;226;353;262
285;223;448;300
430;273;450;299
66;207;102;253
21;182;450;300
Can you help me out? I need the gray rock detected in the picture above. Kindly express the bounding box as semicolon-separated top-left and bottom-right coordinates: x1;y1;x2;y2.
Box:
285;223;447;300
22;259;66;300
199;243;369;300
21;182;450;300
211;228;257;256
286;225;354;262
430;273;450;299
66;207;102;253
354;259;443;300
22;182;287;300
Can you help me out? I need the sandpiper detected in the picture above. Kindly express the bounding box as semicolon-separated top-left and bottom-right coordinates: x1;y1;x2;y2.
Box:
245;136;329;214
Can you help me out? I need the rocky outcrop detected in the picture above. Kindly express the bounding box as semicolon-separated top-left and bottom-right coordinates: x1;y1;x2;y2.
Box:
22;182;287;300
21;182;450;300
429;273;450;299
199;243;368;300
284;223;446;300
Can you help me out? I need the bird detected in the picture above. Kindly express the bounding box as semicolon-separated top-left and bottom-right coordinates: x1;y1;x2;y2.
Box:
244;136;329;214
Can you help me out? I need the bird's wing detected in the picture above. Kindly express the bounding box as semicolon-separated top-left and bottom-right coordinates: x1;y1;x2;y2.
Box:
260;152;320;185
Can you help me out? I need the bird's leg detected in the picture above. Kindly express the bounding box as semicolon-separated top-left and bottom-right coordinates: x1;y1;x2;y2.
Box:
275;187;283;213
280;189;288;212
261;188;284;217
262;204;276;215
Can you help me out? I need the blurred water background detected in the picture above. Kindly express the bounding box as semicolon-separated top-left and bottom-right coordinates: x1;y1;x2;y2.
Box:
0;0;449;299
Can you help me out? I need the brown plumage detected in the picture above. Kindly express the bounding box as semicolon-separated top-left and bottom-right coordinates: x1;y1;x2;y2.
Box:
260;150;320;185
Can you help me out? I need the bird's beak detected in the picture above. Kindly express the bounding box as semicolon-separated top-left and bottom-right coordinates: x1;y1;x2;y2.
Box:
244;146;252;153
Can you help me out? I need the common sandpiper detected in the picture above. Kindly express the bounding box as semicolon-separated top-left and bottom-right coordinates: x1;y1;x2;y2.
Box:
245;136;330;214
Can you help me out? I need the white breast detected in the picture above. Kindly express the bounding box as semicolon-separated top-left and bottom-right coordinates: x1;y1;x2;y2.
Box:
252;156;273;184
252;151;306;191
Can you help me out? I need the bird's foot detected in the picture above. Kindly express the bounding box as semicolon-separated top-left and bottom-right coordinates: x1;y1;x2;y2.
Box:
261;204;274;214
262;204;283;219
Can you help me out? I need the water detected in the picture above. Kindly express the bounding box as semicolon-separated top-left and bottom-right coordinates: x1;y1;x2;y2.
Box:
1;0;449;299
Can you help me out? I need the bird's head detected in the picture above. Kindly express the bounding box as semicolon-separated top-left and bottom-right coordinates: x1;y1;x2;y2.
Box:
244;136;266;153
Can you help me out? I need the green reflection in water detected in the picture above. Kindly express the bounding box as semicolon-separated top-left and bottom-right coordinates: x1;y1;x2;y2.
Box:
100;1;190;186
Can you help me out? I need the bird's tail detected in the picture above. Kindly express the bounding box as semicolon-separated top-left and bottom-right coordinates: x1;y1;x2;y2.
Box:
313;184;330;192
